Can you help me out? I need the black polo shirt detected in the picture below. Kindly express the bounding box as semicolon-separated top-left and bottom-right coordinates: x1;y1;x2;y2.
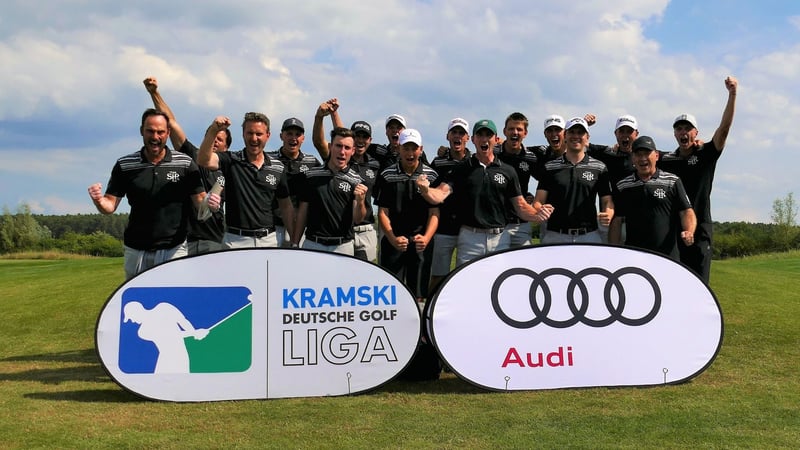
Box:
349;154;381;226
657;142;720;241
616;169;692;260
587;143;635;191
431;150;470;235
375;162;438;237
438;155;523;229
268;149;322;227
537;153;612;232
528;144;561;181
497;145;539;224
217;150;289;230
179;140;226;243
298;166;364;240
106;147;204;250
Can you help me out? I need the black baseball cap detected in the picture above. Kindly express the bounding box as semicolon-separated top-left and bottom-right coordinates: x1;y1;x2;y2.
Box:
632;135;657;152
351;121;372;136
281;117;304;132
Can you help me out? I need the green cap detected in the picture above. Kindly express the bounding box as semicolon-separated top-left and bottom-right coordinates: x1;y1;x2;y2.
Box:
473;119;497;136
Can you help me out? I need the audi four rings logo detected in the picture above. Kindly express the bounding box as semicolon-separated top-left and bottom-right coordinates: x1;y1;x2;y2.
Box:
490;267;661;328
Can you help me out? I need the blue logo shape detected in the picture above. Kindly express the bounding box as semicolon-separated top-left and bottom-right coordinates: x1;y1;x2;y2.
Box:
118;287;252;374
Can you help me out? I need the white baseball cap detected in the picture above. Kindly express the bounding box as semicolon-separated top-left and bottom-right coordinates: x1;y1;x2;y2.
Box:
565;117;589;131
673;113;698;129
615;115;638;131
447;117;469;133
385;114;407;128
398;128;422;146
543;115;565;130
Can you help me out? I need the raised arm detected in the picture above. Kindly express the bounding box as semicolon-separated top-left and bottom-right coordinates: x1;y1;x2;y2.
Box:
87;183;121;215
144;77;187;150
312;98;340;160
198;116;230;170
711;76;738;152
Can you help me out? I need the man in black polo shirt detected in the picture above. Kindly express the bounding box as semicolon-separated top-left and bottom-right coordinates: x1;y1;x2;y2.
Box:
534;117;614;244
198;113;294;248
311;99;381;261
658;76;738;283
418;119;553;266
292;127;368;255
496;112;539;247
269;117;322;247
88;109;210;279
144;77;229;255
428;117;471;291
376;128;440;302
610;136;696;260
584;114;638;243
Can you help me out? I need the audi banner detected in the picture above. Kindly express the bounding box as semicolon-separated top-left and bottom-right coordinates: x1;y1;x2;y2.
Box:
428;244;723;391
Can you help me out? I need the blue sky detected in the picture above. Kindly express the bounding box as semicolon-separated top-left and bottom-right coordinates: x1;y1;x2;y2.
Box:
1;0;799;223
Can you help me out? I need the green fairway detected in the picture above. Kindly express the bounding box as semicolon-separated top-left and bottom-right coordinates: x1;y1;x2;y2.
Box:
1;253;798;449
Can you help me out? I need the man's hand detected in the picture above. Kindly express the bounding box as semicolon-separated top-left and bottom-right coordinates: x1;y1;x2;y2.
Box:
413;234;429;252
393;235;410;252
725;76;738;95
437;145;449;158
416;174;430;194
354;183;368;203
316;98;339;118
681;230;695;246
209;116;231;132
207;192;221;212
87;183;104;202
143;77;158;94
598;211;613;227
584;113;597;126
534;203;553;222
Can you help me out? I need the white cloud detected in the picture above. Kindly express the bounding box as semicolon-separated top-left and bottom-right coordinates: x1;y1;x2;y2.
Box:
0;0;797;223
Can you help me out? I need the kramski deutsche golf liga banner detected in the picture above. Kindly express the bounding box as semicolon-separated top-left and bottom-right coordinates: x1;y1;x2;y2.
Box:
428;244;723;391
95;249;421;401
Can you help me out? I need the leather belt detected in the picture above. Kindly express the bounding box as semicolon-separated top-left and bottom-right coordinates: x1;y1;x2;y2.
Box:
550;227;596;236
307;235;353;245
227;226;275;238
461;225;505;235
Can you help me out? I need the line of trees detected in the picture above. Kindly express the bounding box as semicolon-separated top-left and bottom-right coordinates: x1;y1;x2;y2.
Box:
1;193;798;258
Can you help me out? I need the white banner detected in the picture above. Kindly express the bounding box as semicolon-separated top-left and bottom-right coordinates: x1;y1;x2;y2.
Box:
429;244;723;391
96;249;421;401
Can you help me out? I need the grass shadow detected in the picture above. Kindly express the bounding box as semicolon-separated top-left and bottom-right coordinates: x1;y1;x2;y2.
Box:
1;348;97;364
24;389;145;403
0;364;109;384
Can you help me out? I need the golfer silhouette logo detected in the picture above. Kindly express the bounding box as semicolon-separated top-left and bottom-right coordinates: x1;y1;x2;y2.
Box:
118;287;253;374
123;301;210;374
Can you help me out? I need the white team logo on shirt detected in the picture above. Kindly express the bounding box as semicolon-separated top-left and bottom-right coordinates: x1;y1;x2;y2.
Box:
265;174;277;186
339;182;352;193
582;171;595;182
493;174;507;185
688;155;699;166
300;165;310;172
653;188;667;199
216;175;226;187
519;161;529;172
166;171;180;182
365;169;375;180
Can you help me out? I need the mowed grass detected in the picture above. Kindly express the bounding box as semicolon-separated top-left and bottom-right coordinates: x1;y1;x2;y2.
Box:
1;252;798;449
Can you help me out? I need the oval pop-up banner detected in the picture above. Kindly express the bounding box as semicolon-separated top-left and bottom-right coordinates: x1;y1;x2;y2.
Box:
96;249;421;401
428;244;723;391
